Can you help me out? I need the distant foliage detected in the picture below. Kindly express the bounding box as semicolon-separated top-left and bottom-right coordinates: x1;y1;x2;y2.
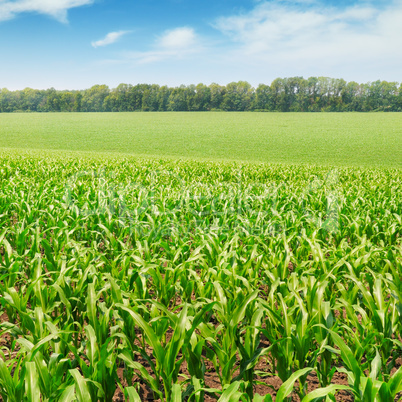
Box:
1;77;402;112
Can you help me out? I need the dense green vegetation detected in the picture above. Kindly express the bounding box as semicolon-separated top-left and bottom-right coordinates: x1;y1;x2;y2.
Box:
0;152;401;401
1;77;402;113
0;108;401;400
1;112;402;168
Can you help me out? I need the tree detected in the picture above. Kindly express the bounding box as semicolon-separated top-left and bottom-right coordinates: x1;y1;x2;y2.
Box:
142;84;161;111
81;85;110;112
209;83;225;110
157;86;171;111
0;88;18;112
0;77;400;113
45;88;61;112
341;81;362;111
167;86;189;111
254;84;273;110
190;83;211;111
21;88;43;112
222;81;254;111
270;78;287;111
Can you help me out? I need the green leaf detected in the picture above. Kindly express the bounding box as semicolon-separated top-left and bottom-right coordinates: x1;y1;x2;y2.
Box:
388;366;402;397
165;304;188;373
276;368;313;402
118;351;160;396
323;327;362;380
33;352;51;397
0;358;16;400
25;362;40;402
230;290;259;328
301;384;351;401
253;394;273;402
58;384;76;402
117;305;165;366
69;369;92;402
171;383;182;402
125;386;141;402
217;382;243;402
369;349;381;381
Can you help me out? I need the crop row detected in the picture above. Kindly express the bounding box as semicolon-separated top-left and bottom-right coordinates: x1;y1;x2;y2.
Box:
0;154;401;401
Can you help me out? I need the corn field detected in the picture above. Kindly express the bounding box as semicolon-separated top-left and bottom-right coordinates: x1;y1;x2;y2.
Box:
0;154;401;401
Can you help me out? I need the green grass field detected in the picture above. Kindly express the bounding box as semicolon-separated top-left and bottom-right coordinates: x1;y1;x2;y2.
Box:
1;112;401;167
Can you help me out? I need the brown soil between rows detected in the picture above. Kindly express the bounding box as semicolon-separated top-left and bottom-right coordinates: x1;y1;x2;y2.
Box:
110;361;354;401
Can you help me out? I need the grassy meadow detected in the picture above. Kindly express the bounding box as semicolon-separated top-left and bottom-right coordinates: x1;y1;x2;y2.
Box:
1;112;401;167
0;112;401;401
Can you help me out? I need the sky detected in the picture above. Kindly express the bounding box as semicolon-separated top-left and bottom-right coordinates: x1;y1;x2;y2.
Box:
0;0;401;90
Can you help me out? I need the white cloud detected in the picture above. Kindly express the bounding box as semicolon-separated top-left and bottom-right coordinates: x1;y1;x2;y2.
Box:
158;27;197;49
0;0;94;22
126;27;200;64
84;1;402;87
212;0;402;82
92;31;130;48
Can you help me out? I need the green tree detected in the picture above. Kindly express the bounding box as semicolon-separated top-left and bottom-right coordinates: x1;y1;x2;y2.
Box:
222;81;254;111
142;84;161;111
81;85;110;112
254;84;273;110
44;88;61;112
188;83;211;111
157;86;171;111
167;86;189;111
341;81;362;111
209;83;225;110
21;88;43;112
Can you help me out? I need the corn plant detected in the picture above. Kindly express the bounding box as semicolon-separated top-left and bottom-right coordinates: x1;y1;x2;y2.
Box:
0;154;401;400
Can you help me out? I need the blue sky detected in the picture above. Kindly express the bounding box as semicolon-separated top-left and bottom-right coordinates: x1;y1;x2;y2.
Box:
0;0;401;90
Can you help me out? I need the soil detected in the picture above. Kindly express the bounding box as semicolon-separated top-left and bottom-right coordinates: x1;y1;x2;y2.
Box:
110;358;354;401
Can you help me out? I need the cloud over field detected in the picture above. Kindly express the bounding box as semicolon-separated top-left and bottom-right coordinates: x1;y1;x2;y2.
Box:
0;0;94;22
158;27;197;50
126;27;200;64
2;0;401;89
92;31;130;48
212;0;402;79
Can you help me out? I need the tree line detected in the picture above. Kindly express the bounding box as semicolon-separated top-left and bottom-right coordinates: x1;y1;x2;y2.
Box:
1;77;402;113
